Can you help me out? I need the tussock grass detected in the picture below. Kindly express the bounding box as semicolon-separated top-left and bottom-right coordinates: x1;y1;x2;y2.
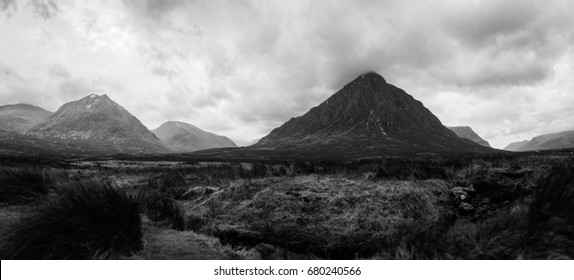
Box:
136;175;186;230
190;177;452;259
0;180;142;259
435;202;529;260
0;168;52;205
526;161;574;259
2;152;571;259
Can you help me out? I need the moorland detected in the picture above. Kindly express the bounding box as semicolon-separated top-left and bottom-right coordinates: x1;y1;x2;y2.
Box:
1;149;573;259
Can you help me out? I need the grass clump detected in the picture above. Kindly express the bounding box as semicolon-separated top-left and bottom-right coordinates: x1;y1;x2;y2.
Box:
136;177;186;231
0;180;142;259
0;168;52;205
526;161;574;259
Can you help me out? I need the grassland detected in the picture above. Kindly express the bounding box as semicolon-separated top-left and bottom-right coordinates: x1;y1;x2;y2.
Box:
0;152;572;259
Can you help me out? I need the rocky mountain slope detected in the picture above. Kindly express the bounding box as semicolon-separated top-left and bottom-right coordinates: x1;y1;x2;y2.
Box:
0;104;52;134
448;126;491;147
26;94;168;154
504;130;574;151
152;121;236;152
194;72;494;160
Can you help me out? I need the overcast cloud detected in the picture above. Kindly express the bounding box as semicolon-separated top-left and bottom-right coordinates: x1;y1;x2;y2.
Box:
1;0;573;147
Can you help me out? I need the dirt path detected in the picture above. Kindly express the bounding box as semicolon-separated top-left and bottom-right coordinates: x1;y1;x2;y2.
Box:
133;223;249;260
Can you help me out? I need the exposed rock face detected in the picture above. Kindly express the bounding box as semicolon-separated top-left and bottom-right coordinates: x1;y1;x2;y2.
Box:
152;121;236;152
26;94;168;154
250;72;491;158
504;131;574;151
0;104;52;133
448;126;491;147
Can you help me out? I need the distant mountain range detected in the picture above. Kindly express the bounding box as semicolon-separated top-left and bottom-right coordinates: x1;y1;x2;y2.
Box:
0;94;236;156
152;121;236;152
447;126;491;147
504;130;574;151
194;72;494;160
26;94;169;154
5;72;568;159
0;104;52;133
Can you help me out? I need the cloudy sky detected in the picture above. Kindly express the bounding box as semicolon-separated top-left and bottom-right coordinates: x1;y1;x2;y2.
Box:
1;0;573;148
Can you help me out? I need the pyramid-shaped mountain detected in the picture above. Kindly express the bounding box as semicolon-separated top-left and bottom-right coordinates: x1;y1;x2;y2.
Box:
152;121;236;152
0;104;52;134
249;72;492;158
26;94;168;154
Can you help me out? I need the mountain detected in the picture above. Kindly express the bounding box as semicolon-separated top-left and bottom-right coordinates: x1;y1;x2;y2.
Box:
193;72;494;160
504;130;574;151
245;138;261;147
504;140;530;152
448;126;491;147
26;94;169;154
152;121;236;152
0;104;52;133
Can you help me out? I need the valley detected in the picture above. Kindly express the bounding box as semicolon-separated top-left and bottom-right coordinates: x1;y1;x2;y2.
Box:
1;150;572;259
1;72;572;260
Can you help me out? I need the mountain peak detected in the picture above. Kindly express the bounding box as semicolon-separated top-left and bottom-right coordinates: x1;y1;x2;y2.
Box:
81;93;111;103
360;71;385;79
255;73;491;158
162;121;194;129
352;71;387;85
26;94;168;154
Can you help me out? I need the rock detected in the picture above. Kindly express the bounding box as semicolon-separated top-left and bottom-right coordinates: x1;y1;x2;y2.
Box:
450;187;469;204
459;202;475;215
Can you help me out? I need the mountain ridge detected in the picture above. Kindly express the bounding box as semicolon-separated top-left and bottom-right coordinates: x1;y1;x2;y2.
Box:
26;94;169;154
504;130;574;151
194;72;495;160
152;121;236;152
447;126;491;147
0;104;52;134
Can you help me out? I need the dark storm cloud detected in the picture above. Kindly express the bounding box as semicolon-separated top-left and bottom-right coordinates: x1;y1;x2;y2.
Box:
2;0;574;146
121;0;185;20
0;0;16;12
466;61;549;87
437;0;574;88
28;0;58;20
442;0;541;48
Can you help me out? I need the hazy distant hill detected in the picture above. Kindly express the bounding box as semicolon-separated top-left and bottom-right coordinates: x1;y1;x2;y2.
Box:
26;94;168;154
152;121;236;152
504;140;530;152
504;130;574;151
0;104;52;134
448;126;491;147
193;72;493;160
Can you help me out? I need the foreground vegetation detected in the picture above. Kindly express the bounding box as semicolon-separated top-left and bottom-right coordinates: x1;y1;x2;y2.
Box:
0;152;572;259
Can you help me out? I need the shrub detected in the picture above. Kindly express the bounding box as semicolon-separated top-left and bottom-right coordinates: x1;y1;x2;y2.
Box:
0;168;52;204
438;202;528;260
0;181;142;259
146;172;188;199
526;161;574;259
137;190;186;231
